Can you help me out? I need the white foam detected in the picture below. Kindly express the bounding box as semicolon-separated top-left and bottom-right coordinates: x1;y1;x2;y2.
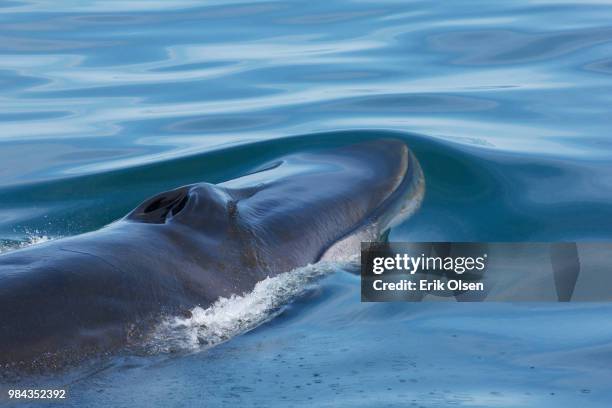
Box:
147;261;347;353
0;232;55;254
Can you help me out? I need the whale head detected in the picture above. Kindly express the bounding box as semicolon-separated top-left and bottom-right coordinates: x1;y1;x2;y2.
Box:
125;139;425;264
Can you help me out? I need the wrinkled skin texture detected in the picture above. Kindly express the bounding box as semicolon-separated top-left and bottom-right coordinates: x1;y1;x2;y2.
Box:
0;139;424;369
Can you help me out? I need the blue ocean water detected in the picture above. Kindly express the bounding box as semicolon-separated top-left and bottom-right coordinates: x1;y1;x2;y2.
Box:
1;0;612;406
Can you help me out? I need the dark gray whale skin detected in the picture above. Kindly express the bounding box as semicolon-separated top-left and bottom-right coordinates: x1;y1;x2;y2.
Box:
0;139;424;369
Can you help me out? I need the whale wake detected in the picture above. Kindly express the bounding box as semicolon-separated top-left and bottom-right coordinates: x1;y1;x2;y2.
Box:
145;261;352;353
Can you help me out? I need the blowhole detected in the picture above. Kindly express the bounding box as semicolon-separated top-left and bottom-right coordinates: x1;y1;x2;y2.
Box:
144;196;171;213
171;195;189;216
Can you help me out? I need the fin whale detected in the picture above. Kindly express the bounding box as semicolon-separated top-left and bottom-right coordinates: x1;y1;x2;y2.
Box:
0;139;424;370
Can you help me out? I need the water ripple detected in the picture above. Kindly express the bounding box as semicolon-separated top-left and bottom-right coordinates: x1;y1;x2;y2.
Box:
2;1;612;405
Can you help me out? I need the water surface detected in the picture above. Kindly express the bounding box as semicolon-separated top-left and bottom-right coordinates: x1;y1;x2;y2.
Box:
1;0;612;406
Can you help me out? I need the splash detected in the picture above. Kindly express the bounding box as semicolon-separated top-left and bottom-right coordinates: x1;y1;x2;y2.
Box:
0;231;55;254
147;261;348;353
